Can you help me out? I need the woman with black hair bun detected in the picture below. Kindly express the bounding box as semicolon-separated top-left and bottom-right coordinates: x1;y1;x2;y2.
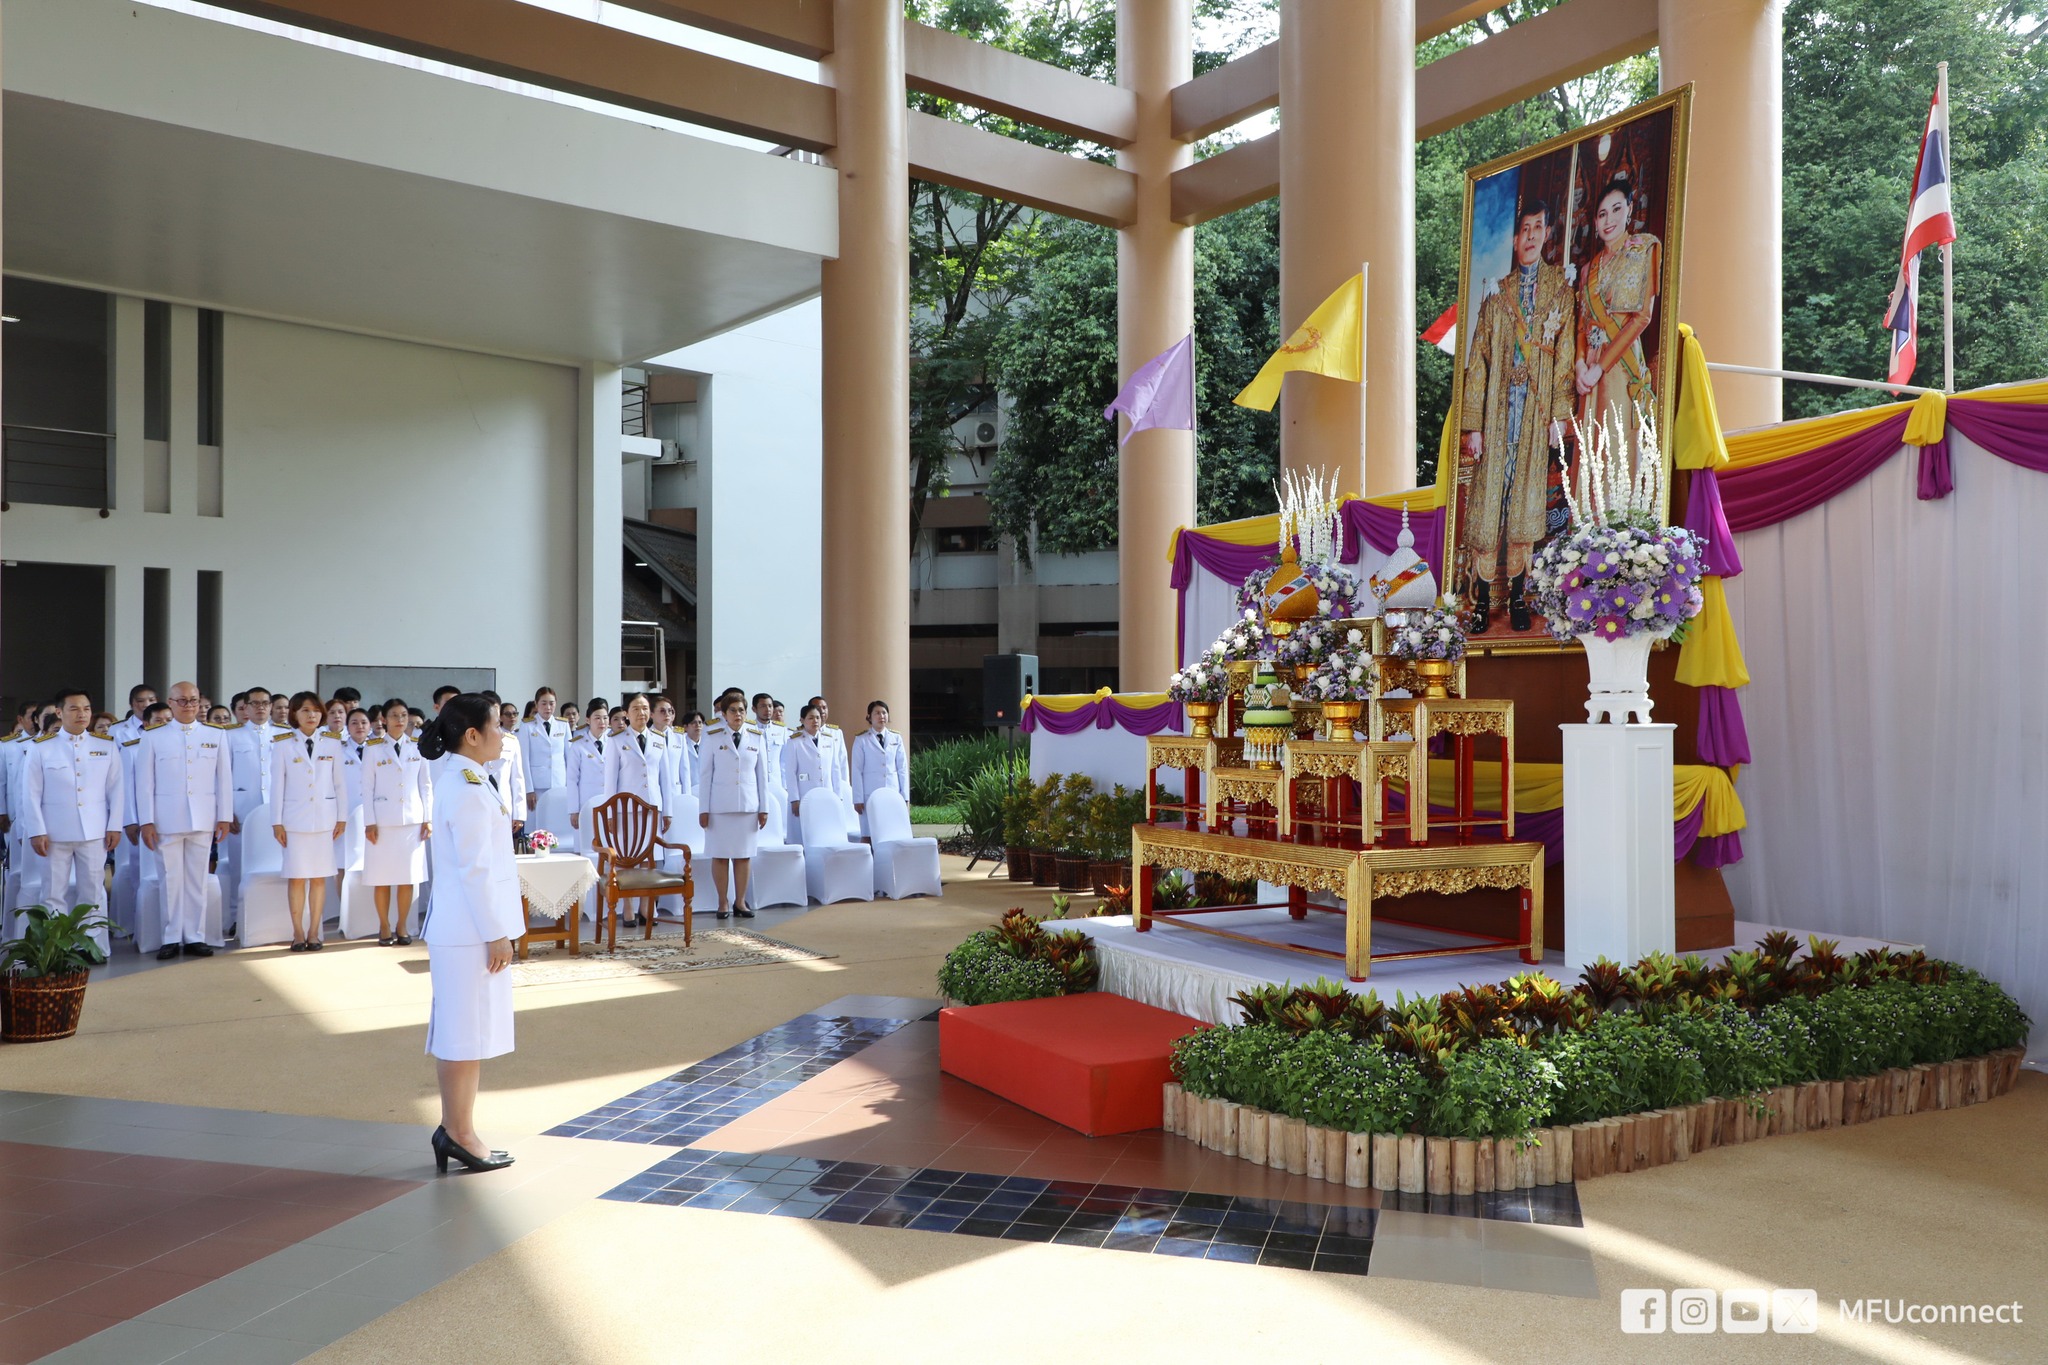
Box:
417;693;523;1174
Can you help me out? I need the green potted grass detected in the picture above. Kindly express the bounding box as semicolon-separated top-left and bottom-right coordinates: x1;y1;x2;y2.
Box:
1002;787;1034;882
2;903;111;1043
1053;775;1096;893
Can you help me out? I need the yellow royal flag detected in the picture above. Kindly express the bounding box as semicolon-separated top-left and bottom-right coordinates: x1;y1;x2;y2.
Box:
1233;271;1364;411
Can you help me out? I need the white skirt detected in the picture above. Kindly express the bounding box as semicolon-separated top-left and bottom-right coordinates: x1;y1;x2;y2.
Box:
704;812;760;860
280;828;338;879
362;824;427;887
425;941;514;1061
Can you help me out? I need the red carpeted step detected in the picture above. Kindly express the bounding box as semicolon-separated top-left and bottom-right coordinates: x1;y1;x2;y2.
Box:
938;993;1205;1136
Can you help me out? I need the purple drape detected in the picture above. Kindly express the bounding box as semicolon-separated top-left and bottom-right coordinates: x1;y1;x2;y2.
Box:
1170;532;1280;664
1682;469;1744;579
1694;686;1753;767
1019;697;1183;735
1339;502;1446;578
1719;395;2048;530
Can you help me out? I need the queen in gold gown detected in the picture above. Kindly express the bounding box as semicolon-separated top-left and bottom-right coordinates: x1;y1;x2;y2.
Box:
1574;173;1662;472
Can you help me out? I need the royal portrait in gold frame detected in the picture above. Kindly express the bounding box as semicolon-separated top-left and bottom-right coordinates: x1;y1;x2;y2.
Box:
1443;87;1691;649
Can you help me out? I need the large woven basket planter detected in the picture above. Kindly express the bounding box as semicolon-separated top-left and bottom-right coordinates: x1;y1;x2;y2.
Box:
1054;855;1091;893
1;970;90;1043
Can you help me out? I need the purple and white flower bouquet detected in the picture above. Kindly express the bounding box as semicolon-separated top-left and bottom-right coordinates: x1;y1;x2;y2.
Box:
1385;600;1468;662
1525;409;1705;642
1271;560;1366;667
1298;627;1377;702
1167;649;1230;704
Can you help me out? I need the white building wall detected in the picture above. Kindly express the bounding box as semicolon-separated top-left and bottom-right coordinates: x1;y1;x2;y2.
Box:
1;306;582;703
650;299;822;712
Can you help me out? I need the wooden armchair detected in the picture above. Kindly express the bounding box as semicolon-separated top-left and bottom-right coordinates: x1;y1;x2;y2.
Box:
589;793;694;951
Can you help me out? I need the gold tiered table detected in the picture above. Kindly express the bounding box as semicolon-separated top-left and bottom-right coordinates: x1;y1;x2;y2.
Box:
1130;824;1545;981
1371;697;1516;841
1281;739;1427;845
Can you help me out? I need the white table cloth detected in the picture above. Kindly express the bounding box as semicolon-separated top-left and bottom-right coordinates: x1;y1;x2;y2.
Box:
515;852;599;922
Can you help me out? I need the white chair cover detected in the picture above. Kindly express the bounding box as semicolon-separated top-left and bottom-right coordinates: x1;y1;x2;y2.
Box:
799;792;873;905
655;793;699;918
338;806;388;939
864;788;943;900
237;802;296;947
841;789;862;841
747;800;809;909
134;859;223;955
530;787;570;838
108;837;146;946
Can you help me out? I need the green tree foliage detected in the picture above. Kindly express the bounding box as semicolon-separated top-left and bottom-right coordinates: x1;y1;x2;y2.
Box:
1782;1;2048;416
984;202;1282;555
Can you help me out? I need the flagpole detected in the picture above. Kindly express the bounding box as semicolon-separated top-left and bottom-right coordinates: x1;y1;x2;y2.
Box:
1358;261;1370;494
1940;60;1955;394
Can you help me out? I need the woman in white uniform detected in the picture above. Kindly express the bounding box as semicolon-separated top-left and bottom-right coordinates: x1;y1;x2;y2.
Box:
696;694;768;920
418;693;521;1175
362;697;431;946
780;703;845;818
270;690;346;951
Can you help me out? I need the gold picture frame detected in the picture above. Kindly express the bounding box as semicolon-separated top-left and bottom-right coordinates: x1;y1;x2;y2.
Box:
1443;86;1692;652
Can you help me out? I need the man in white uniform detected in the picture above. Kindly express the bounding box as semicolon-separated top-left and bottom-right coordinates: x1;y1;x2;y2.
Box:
17;689;124;953
849;700;911;835
564;699;609;840
110;684;157;745
518;687;570;833
220;686;278;929
808;695;851;787
480;691;527;835
135;682;235;959
751;694;790;777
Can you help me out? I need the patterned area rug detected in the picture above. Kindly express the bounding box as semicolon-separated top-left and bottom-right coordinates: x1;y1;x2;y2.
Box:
511;927;834;985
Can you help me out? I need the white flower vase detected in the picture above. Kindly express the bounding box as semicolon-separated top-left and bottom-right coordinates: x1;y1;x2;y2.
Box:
1577;626;1673;724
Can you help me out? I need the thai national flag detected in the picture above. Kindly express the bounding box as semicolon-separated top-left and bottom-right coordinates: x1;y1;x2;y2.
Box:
1883;84;1958;387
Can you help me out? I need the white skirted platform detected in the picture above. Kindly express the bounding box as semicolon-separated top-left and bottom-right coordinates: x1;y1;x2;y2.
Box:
1090;911;1914;1026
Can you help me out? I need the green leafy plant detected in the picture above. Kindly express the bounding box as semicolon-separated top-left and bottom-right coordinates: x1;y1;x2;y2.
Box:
937;910;1096;1005
1423;1038;1559;1139
909;732;1025;806
959;758;1028;852
1;904;110;980
1001;786;1033;848
1051;774;1096;856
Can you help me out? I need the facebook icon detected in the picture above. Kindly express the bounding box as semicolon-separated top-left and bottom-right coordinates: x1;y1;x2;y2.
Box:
1621;1289;1668;1333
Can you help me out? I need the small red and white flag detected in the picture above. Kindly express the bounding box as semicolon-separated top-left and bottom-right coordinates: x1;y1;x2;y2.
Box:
1883;83;1958;388
1421;304;1458;355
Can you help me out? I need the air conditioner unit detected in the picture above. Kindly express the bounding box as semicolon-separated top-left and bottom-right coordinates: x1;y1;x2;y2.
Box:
655;439;686;465
974;421;998;446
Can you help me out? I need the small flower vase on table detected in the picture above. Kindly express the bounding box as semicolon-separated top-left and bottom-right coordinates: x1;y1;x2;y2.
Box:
1184;701;1222;739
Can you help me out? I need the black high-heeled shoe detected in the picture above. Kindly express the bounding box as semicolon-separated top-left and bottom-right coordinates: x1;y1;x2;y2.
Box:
431;1124;515;1174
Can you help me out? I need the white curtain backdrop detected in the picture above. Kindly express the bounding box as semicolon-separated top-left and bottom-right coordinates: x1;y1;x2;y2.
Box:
1722;434;2047;1057
1180;563;1244;670
1029;719;1174;797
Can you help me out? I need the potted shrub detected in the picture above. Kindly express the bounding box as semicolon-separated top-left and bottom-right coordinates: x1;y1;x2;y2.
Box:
1;903;111;1044
1053;775;1096;892
1002;786;1034;882
1088;785;1141;896
1028;776;1062;885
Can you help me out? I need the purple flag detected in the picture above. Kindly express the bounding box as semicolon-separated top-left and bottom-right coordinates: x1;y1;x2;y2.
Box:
1103;334;1195;446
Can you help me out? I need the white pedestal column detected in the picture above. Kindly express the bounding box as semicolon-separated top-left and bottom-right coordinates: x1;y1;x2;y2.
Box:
1563;723;1675;977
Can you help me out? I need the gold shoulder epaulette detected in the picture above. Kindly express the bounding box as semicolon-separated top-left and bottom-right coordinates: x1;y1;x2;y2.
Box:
366;737;389;746
33;732;56;743
222;721;243;730
462;768;483;786
825;722;842;731
272;731;295;742
143;720;166;731
123;738;140;748
745;724;762;734
203;720;229;731
321;729;342;740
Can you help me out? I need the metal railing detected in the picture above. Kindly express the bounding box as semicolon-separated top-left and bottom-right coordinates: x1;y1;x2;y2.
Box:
623;376;649;438
2;425;111;509
621;620;665;688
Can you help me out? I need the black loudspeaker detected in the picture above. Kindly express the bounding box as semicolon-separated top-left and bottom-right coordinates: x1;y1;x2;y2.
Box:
982;653;1038;728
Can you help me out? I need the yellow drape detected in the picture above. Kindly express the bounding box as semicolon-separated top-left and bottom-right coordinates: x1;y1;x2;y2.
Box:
1674;576;1749;689
1903;391;1948;447
1671;324;1731;471
1422;759;1746;837
1022;691;1170;715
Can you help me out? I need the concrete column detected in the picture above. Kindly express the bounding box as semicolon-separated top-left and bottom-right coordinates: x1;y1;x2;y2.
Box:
168;304;199;515
111;296;146;514
820;1;910;730
166;568;198;687
577;364;624;704
994;534;1041;656
106;565;145;713
1114;0;1194;692
1279;0;1415;495
1660;0;1783;429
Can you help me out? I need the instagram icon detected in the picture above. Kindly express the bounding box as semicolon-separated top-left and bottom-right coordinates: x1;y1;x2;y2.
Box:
1672;1289;1719;1333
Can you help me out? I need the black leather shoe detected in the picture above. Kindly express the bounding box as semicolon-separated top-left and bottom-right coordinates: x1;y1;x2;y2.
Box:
732;907;756;920
182;943;215;958
156;944;182;961
431;1125;514;1174
1467;579;1493;634
1507;573;1533;632
715;908;731;920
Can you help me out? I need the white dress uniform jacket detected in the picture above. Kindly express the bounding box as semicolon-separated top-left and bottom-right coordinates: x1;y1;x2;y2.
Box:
757;721;791;785
339;735;372;815
601;727;668;814
110;713;147;745
850;727;911;806
486;734;527;823
134;719;234;949
362;736;433;827
780;730;845;810
422;755;524;1062
697;723;770;815
519;717;570;793
821;724;851;786
229;721;276;815
650;726;686;813
270;728;345;831
563;729;608;821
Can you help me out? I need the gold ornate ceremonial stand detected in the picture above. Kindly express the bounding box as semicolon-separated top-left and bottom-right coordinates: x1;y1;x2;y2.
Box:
1131;823;1545;981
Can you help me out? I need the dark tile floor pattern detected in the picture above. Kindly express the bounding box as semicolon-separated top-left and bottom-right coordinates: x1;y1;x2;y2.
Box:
543;1013;924;1147
600;1151;1383;1273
